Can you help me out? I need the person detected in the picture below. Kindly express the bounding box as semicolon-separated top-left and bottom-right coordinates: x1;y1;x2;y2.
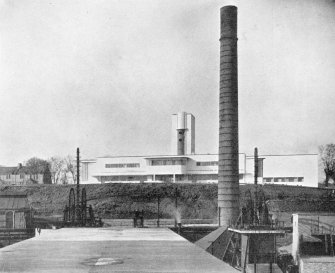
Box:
134;210;140;227
35;227;41;236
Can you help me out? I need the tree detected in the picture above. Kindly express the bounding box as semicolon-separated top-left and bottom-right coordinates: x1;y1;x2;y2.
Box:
48;155;78;184
63;155;77;184
25;157;52;184
319;144;335;187
49;157;66;184
25;157;49;174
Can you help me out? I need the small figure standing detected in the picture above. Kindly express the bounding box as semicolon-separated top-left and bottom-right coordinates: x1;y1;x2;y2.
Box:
134;210;140;227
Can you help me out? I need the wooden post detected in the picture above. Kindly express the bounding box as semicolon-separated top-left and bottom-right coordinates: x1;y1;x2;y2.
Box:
331;228;334;257
157;196;160;227
175;187;178;228
318;216;320;233
325;234;329;255
253;236;257;273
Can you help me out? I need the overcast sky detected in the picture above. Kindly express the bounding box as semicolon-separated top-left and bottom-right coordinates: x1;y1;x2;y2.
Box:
0;0;334;165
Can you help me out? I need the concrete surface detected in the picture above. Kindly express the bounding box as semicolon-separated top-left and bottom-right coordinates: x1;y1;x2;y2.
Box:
301;256;335;273
0;227;239;272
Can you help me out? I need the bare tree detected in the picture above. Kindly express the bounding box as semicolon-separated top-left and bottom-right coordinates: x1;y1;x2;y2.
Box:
319;144;335;187
64;155;77;184
48;155;78;184
49;157;65;184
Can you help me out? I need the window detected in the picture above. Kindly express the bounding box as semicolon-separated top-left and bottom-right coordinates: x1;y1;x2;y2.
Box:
266;177;304;183
6;174;10;179
105;163;140;168
126;163;140;168
196;161;218;166
20;174;24;179
151;159;186;166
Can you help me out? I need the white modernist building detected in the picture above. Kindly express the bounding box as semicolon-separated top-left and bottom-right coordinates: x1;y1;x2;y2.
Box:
81;153;318;187
81;112;318;187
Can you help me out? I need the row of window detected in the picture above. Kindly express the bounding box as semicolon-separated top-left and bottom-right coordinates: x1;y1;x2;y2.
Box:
3;174;39;180
105;163;140;168
263;177;304;183
101;176;140;181
196;161;218;166
105;160;220;168
150;160;186;166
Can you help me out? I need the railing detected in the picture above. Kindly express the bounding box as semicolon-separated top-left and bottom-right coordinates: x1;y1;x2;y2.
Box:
299;216;335;257
299;217;335;235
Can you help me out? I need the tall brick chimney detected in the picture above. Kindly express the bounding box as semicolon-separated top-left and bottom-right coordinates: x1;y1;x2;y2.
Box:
218;6;239;227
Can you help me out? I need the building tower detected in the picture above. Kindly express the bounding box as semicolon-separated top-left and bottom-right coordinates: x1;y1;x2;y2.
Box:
171;112;195;155
218;6;239;227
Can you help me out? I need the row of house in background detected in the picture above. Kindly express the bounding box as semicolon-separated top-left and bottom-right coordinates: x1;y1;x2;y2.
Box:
0;164;52;186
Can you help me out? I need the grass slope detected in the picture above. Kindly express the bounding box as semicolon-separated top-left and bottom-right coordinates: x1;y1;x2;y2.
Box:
0;183;332;219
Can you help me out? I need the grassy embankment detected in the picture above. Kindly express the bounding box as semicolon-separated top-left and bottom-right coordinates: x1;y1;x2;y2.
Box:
0;183;332;219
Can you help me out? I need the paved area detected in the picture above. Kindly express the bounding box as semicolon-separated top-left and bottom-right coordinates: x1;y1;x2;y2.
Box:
0;227;238;272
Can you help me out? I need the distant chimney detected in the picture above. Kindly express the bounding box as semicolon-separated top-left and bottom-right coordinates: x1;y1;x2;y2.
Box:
171;112;195;155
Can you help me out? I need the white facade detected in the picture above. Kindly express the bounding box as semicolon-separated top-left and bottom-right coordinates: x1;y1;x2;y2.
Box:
81;153;318;187
171;112;195;155
81;112;318;187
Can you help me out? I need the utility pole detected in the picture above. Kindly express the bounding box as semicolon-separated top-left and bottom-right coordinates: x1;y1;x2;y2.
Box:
254;147;258;185
175;187;178;228
76;148;80;222
254;147;259;225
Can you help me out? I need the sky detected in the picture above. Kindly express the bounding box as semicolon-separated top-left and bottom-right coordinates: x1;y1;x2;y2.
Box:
0;0;334;165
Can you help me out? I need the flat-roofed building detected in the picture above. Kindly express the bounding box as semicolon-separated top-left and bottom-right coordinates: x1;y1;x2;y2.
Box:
81;153;318;187
81;112;318;187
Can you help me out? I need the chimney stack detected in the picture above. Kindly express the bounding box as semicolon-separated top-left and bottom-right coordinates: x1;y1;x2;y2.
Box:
218;6;239;227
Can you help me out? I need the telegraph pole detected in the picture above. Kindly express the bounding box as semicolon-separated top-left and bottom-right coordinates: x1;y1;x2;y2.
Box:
254;147;258;185
254;147;258;225
76;147;80;222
